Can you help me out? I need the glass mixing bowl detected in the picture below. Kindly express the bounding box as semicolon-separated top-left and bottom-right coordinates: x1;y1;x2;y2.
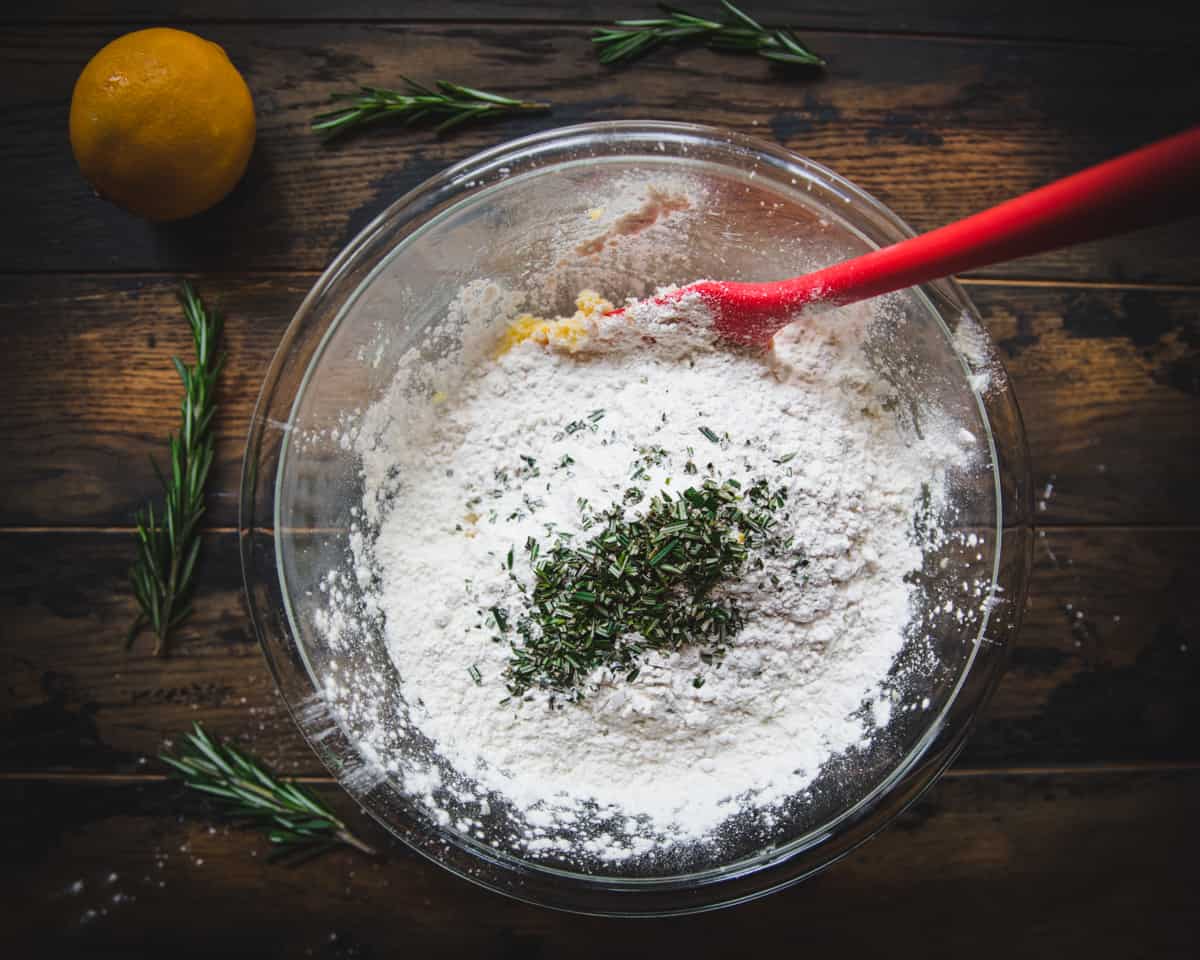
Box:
241;121;1032;915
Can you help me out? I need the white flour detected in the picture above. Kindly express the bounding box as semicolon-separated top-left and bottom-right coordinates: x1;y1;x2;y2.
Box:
329;286;974;860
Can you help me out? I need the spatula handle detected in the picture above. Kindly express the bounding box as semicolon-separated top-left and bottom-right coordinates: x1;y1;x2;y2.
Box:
789;126;1200;306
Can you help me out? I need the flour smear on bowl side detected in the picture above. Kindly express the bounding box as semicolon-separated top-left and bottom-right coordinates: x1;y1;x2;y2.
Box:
314;279;985;864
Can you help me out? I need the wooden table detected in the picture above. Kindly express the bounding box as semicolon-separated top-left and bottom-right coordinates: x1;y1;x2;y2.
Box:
3;3;1198;954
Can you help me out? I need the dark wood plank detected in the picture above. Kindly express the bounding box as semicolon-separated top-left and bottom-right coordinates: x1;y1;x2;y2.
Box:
0;275;309;529
5;770;1197;954
2;527;1196;775
0;532;283;774
971;527;1200;765
977;283;1200;525
2;275;1196;528
2;24;1197;281
22;0;1200;44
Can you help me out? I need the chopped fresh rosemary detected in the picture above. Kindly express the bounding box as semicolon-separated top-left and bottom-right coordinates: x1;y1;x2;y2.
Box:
699;425;721;444
630;444;669;481
562;408;607;437
502;476;789;697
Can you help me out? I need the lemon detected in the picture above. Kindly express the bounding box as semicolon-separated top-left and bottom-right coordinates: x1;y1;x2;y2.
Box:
69;27;256;222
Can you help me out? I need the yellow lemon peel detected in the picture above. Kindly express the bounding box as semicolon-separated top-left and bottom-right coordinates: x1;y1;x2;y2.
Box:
68;27;256;222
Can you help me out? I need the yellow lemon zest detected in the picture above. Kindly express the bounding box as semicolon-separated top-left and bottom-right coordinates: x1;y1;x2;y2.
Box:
494;292;613;357
574;290;612;317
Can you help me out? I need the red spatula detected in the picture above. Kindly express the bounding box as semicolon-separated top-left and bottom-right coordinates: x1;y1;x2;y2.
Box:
614;126;1200;346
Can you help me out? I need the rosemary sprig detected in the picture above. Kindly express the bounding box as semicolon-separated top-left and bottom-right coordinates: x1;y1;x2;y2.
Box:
593;0;824;67
312;78;550;140
127;282;223;656
161;723;376;863
503;475;790;697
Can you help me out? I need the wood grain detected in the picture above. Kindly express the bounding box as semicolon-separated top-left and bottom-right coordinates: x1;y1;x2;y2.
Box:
5;770;1198;954
1;275;1195;528
0;275;308;529
6;0;1198;949
978;284;1200;524
3;24;1198;280
3;527;1197;776
22;0;1200;44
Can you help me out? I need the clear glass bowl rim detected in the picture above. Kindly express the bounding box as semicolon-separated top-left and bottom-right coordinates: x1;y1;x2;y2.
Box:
241;120;1032;916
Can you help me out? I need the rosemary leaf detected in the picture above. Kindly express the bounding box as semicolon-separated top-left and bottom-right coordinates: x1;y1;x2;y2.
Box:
313;79;550;141
593;1;824;68
162;724;376;861
505;475;790;697
127;282;222;656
